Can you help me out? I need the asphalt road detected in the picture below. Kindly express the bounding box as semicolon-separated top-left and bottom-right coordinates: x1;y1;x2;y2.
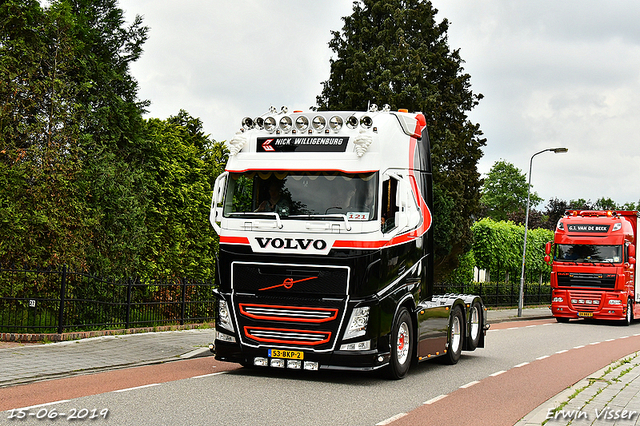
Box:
3;319;640;426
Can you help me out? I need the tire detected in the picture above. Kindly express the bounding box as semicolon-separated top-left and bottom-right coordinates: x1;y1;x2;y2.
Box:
466;302;482;350
386;308;413;380
623;300;633;326
440;306;464;365
555;317;570;323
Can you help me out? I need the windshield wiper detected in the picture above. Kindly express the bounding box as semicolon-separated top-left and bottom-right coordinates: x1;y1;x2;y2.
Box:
228;212;283;229
288;213;352;231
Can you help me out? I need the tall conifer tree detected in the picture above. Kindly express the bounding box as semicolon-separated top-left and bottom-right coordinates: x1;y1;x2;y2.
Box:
317;0;486;275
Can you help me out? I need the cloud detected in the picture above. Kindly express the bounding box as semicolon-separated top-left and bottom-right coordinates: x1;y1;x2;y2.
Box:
119;0;640;205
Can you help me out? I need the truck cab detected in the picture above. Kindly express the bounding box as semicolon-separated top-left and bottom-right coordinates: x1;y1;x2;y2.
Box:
548;210;639;324
210;105;487;378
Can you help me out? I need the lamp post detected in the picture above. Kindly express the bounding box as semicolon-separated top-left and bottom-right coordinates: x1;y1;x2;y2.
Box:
518;147;568;317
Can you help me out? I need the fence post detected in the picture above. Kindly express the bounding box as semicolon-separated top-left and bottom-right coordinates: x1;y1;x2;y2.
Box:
180;278;187;325
57;265;67;334
125;278;132;329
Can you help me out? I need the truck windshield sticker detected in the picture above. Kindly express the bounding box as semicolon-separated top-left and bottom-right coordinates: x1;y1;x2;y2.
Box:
567;224;610;233
257;136;349;153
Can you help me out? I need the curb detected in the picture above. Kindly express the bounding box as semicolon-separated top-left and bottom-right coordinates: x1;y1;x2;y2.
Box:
0;323;215;344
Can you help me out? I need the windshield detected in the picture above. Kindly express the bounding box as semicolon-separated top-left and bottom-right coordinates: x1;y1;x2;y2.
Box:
555;244;622;263
223;171;378;221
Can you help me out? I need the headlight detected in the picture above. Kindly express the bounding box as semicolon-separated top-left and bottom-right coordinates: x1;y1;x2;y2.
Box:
552;297;563;303
218;299;235;332
343;306;370;339
609;299;622;305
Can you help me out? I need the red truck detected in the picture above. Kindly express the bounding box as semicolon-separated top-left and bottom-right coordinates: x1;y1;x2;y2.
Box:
546;210;640;324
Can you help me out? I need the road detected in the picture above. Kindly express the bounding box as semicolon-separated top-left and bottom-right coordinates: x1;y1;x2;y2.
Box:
3;319;640;425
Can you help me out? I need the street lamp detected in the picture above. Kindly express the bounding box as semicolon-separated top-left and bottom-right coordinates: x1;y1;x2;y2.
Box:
518;147;568;317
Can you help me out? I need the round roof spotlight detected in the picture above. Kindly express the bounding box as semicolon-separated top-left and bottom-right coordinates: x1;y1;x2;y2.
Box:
346;115;359;129
329;115;344;132
360;115;373;129
295;115;309;131
264;117;277;133
254;117;265;129
242;117;254;130
312;115;326;131
279;116;293;132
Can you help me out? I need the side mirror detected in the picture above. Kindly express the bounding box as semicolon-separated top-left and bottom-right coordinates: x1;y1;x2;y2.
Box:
544;255;551;263
629;243;636;260
545;241;552;255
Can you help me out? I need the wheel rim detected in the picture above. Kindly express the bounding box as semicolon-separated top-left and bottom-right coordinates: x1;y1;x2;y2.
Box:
396;321;410;364
470;307;479;340
451;315;461;352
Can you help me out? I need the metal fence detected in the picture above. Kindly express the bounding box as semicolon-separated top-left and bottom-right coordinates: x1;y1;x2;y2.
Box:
0;265;216;334
434;281;551;308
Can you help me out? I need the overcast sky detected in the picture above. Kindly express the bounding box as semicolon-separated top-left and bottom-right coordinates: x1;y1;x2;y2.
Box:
117;0;640;208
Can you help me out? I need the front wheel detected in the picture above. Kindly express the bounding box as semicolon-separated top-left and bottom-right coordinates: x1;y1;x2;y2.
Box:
622;300;633;326
386;308;413;380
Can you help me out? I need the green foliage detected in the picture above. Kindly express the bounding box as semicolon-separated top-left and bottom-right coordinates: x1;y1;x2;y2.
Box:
0;1;227;283
317;0;486;276
471;218;552;283
140;111;228;280
481;160;542;221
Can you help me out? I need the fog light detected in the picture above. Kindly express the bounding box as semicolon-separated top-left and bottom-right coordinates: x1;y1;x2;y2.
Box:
329;115;343;131
312;115;326;131
254;357;269;367
287;360;302;369
264;117;277;132
303;361;319;371
270;359;285;368
340;340;371;351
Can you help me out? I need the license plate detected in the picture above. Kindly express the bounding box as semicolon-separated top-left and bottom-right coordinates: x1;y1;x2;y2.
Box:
268;349;304;360
578;312;593;317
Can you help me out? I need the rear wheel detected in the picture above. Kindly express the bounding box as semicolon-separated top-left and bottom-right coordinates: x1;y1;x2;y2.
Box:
386;308;413;379
440;306;464;365
467;303;482;350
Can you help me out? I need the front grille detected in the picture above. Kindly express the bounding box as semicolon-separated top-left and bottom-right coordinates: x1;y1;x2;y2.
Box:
568;291;602;311
232;261;349;296
239;304;338;323
231;262;350;351
244;327;332;346
557;272;616;289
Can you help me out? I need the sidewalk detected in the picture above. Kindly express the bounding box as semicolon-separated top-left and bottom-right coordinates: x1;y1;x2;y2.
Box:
516;352;640;426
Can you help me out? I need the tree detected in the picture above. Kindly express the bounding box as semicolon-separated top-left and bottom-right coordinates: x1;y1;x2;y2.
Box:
139;111;227;280
0;0;149;274
317;0;486;277
480;160;542;222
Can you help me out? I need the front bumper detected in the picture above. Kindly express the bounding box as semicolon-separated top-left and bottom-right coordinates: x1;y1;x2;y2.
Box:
214;339;391;372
